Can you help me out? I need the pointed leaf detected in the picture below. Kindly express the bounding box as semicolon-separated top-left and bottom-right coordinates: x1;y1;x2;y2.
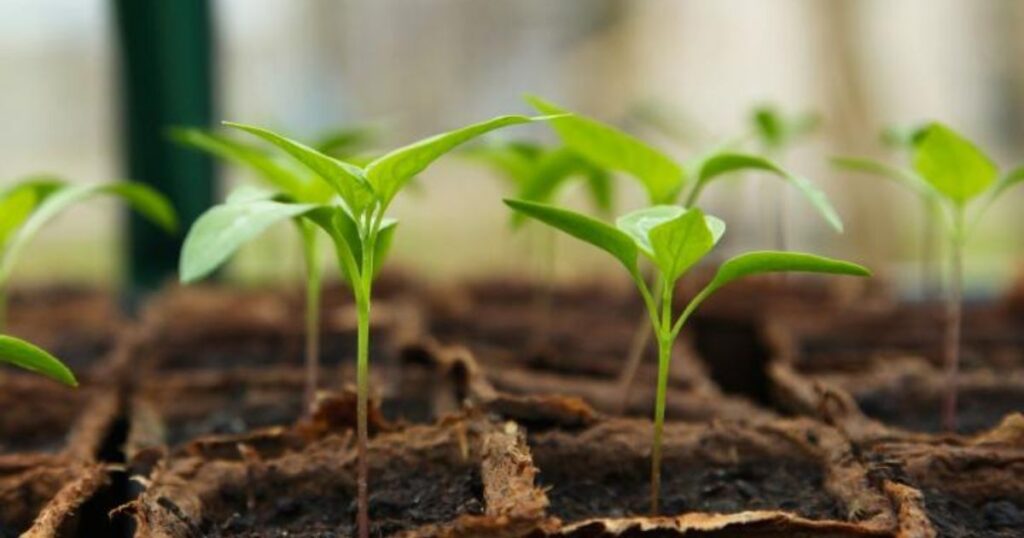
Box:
615;205;684;256
0;182;177;284
504;199;638;276
701;251;870;299
224;122;375;213
527;96;684;204
180;199;317;283
0;178;70;249
367;115;550;206
372;219;398;279
831;156;936;200
649;208;721;283
0;335;77;386
691;152;843;232
913;123;997;206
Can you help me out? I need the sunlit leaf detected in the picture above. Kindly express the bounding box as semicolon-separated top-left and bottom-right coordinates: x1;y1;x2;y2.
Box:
616;205;684;256
700;251;870;300
649;208;721;283
180;198;317;283
913;123;997;206
0;182;177;283
691;152;843;232
0;335;77;386
504;198;638;276
225;122;375;214
527;95;684;204
367;115;550;207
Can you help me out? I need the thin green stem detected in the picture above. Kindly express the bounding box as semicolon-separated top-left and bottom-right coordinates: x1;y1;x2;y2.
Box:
942;208;965;432
300;225;322;413
650;330;672;515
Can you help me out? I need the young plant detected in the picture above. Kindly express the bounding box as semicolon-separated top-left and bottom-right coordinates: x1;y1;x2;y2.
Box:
505;199;869;514
0;177;176;385
180;113;552;538
525;96;844;405
174;127;345;410
844;123;1023;431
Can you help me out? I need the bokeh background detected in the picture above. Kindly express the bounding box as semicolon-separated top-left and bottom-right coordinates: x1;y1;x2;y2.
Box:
3;0;1023;297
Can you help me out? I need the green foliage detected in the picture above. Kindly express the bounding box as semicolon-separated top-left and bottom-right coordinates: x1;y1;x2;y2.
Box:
751;104;820;151
527;97;842;231
0;335;77;386
913;123;997;207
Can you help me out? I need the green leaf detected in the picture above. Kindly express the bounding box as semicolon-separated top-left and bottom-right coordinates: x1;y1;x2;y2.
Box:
0;335;77;386
464;141;542;187
180;198;317;283
0;182;177;284
170;128;329;201
987;165;1024;204
616;205;683;255
504;198;638;276
752;106;819;149
831;156;936;200
224;122;375;214
372;219;398;279
913;123;997;206
367;115;549;207
690;152;843;232
314;125;377;158
0;178;67;250
527;95;684;204
649;208;720;283
701;251;870;299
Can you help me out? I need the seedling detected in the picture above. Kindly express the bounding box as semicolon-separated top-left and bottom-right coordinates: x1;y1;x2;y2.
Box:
0;177;176;385
180;114;551;538
839;123;1023;431
506;199;869;514
174;127;346;410
525;97;844;406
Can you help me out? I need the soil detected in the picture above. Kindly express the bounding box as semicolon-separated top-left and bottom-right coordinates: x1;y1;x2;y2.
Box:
528;419;850;525
0;376;93;454
856;380;1024;435
133;423;490;537
5;286;121;375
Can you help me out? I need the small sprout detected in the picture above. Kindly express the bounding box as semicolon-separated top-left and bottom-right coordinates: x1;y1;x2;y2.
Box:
0;177;176;384
190;113;552;538
750;104;821;153
834;122;1024;431
505;198;869;514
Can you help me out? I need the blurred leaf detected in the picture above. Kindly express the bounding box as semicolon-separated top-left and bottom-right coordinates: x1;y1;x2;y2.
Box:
314;125;377;158
831;156;936;201
504;198;638;276
913;123;997;206
367;115;550;207
225;122;375;214
527;95;684;204
0;335;77;386
180;198;317;283
752;105;819;150
0;182;177;283
649;208;720;283
691;152;843;232
986;165;1024;204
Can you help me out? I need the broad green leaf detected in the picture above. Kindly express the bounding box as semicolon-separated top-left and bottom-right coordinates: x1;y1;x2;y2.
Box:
367;115;549;206
831;156;936;200
504;199;638;276
224;122;375;214
616;205;684;255
180;199;317;283
0;335;77;386
690;152;843;232
649;208;719;283
527;96;684;204
0;182;177;284
171;128;326;201
913;123;997;206
700;251;870;299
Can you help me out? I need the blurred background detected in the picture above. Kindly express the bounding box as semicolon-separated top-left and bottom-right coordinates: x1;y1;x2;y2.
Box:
2;0;1023;297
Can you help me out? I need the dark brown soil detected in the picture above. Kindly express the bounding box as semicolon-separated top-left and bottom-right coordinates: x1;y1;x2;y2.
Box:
528;420;846;525
0;377;91;454
857;382;1024;435
920;490;1024;537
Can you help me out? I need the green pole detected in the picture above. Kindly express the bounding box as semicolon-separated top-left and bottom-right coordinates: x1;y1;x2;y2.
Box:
113;0;215;298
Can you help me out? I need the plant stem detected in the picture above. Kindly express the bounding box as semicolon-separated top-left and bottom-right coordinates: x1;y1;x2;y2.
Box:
355;288;371;538
941;219;964;432
300;226;322;414
650;331;671;515
616;278;662;412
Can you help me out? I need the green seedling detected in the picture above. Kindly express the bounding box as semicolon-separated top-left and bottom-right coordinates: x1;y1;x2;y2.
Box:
833;123;945;297
0;177;176;385
525;96;844;407
839;123;1024;431
180;114;552;538
506;199;869;514
174;127;357;411
750;104;822;250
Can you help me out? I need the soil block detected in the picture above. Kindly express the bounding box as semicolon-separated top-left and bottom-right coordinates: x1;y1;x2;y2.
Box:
126;417;554;537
